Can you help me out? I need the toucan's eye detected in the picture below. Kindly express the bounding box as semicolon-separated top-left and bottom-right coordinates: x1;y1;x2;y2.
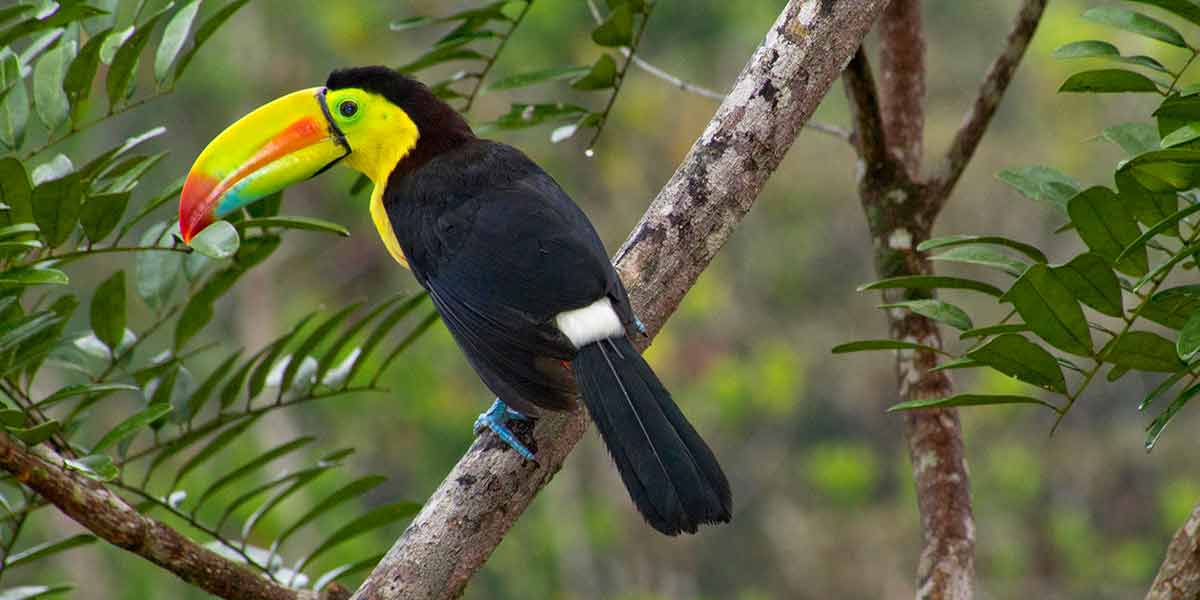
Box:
338;100;358;118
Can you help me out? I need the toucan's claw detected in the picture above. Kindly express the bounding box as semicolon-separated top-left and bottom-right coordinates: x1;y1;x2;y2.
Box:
634;317;647;336
473;399;535;461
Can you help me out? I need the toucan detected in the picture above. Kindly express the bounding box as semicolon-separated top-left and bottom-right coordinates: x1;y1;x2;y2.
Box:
178;66;731;535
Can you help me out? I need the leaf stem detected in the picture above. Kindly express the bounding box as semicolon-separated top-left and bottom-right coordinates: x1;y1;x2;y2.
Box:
460;0;535;114
21;89;174;160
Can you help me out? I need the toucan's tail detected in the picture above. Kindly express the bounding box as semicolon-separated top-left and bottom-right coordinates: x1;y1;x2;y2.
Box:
573;336;731;535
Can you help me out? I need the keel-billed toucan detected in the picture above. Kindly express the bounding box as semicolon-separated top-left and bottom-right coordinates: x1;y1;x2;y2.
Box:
178;66;731;535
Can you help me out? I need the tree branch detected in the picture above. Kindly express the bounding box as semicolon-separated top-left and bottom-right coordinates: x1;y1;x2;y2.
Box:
349;1;891;598
928;0;1048;216
0;433;350;600
842;46;891;171
585;0;851;144
1147;500;1200;600
878;0;926;178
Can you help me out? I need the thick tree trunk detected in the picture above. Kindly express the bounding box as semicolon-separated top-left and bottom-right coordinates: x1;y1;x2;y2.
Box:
348;1;891;598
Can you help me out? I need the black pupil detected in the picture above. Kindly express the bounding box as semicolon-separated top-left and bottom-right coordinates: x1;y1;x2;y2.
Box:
339;101;357;117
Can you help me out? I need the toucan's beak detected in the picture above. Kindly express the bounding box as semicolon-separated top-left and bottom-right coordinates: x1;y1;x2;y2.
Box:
179;87;350;242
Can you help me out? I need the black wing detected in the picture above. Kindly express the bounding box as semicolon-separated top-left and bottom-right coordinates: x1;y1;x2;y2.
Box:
398;151;630;413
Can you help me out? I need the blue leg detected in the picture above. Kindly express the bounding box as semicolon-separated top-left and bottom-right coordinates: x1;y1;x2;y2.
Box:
473;398;535;461
634;317;647;335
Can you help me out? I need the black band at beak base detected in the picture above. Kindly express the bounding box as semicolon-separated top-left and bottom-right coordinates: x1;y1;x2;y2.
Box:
312;88;352;177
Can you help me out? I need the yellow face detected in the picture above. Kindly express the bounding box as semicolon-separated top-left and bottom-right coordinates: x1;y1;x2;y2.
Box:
322;87;418;268
322;88;420;184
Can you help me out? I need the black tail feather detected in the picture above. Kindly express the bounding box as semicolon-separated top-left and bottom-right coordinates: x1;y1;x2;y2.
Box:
573;336;731;535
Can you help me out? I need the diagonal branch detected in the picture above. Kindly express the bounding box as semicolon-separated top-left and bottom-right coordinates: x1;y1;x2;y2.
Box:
348;1;892;598
1147;499;1200;600
0;433;348;600
928;0;1048;216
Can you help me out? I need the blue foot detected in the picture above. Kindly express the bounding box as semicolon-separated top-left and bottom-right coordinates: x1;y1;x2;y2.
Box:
473;399;535;461
634;317;647;335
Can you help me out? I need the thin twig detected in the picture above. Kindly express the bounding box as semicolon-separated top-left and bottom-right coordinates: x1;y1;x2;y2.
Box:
585;2;656;152
22;90;175;160
928;0;1048;217
460;0;534;114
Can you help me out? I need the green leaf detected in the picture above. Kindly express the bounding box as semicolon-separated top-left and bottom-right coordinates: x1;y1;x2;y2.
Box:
236;216;349;237
64;27;111;124
134;221;181;310
571;54;618;90
1083;6;1188;47
191;436;314;514
172;415;260;488
1103;122;1161;155
1059;69;1161;93
592;4;635;47
1067;186;1147;276
372;310;441;385
31;174;83;248
4;534;95;568
90;402;171;452
1117;202;1200;264
188;220;239;259
389;16;436;31
313;553;386;593
64;454;118;481
0;158;32;227
271;474;387;553
315;295;404;386
346;292;428;385
0;224;37;239
959;323;1031;339
0;53;29;150
1053;40;1120;59
1051;253;1123;318
78;191;129;242
1161;122;1200;147
918;234;1048;263
182;350;241;421
397;47;486;74
280;304;360;393
1115;170;1179;234
1003;264;1093;356
1178;310;1200;360
0;312;60;356
1121;150;1200;191
481;103;590;132
90;270;125;351
928;244;1027;277
966;334;1068;393
857;275;1003;297
36;383;138;410
887;393;1058;413
32;41;72;132
1126;0;1200;27
0;585;73;600
831;339;951;357
107;11;169;107
248;314;317;399
1132;243;1200;292
297;501;420;572
8;419;60;445
878;299;972;331
486;66;589;91
995;166;1079;213
0;267;67;286
1103;330;1184;372
154;0;198;82
1146;380;1200;449
1142;287;1200;329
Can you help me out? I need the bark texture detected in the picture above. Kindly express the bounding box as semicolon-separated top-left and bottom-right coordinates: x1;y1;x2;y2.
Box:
843;1;1048;598
349;1;891;598
0;433;347;600
1147;501;1200;600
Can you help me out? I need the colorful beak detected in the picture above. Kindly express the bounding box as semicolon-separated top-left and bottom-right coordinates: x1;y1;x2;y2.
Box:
179;87;350;242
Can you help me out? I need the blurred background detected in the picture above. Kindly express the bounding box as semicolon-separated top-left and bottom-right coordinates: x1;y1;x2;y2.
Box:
15;0;1200;598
